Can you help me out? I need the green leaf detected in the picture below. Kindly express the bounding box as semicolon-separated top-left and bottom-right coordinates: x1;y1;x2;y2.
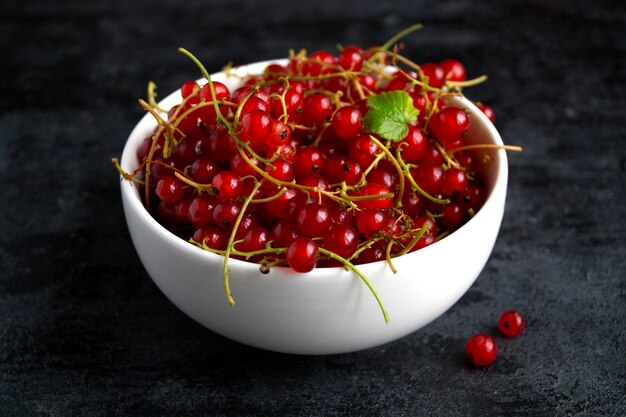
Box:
363;90;419;142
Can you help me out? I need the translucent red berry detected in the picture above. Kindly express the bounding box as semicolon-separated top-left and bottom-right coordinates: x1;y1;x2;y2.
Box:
332;106;363;140
286;237;318;272
211;170;243;201
499;311;526;337
440;59;467;82
466;334;498;366
296;203;331;237
155;176;183;205
322;225;359;259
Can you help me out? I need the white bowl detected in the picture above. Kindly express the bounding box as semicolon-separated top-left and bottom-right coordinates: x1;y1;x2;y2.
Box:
120;59;508;355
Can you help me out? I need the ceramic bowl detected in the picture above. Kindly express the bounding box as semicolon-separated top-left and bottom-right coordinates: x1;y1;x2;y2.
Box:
120;59;508;355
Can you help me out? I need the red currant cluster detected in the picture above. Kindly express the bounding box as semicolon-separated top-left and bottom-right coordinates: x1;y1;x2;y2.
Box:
466;310;526;366
117;31;501;304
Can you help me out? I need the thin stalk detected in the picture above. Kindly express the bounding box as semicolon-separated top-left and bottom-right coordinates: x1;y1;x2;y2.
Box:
318;247;390;323
222;180;263;306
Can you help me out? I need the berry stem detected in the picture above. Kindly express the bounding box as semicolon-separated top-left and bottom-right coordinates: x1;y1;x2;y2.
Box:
395;221;429;256
147;81;167;113
396;148;450;205
377;23;423;56
317;247;390;323
385;240;397;274
446;75;488;87
449;144;524;153
178;47;233;130
111;158;145;185
222;180;263;306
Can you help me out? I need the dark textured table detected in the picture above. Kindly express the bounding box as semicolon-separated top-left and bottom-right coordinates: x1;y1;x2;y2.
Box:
1;1;625;415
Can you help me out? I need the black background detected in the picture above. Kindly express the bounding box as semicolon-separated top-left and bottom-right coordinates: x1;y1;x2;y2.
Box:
1;0;625;416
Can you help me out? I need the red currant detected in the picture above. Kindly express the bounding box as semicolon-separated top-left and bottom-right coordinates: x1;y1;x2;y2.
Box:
322;225;359;259
338;46;364;71
211;171;243;201
155;176;183;205
193;225;227;250
466;334;498;366
440;59;466;82
499;311;526;337
332;106;363;140
286;237;318;272
295;203;331;237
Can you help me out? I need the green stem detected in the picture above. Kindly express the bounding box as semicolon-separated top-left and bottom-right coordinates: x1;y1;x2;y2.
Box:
396;149;450;205
318;247;390;323
178;47;233;130
380;23;423;52
222;180;263;306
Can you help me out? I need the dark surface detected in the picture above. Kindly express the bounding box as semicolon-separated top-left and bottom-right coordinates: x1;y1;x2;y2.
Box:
1;0;625;415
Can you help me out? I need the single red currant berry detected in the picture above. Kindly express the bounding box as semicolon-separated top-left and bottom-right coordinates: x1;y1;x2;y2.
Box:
338;45;364;71
264;159;294;182
294;147;326;179
420;62;446;88
332;106;363;140
326;203;356;227
401;191;425;218
190;158;219;183
439;203;465;230
240;95;270;114
213;200;242;230
395;125;427;162
348;134;379;168
466;334;498;366
233;213;259;239
286;237;318;273
338;159;363;186
193;225;227;250
440;59;467;82
189;194;220;227
322;225;359;259
296;203;331;237
211;170;243;201
198;81;230;122
477;103;496;124
266;119;291;148
356;209;388;235
155;176;183;205
302;94;333;125
239;109;272;145
499;311;526;337
429;107;470;148
441;168;468;196
270;219;302;247
235;226;270;253
181;80;200;105
367;168;396;190
411;163;444;196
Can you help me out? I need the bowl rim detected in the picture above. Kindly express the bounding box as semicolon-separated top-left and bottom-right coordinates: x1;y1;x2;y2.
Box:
120;59;508;278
